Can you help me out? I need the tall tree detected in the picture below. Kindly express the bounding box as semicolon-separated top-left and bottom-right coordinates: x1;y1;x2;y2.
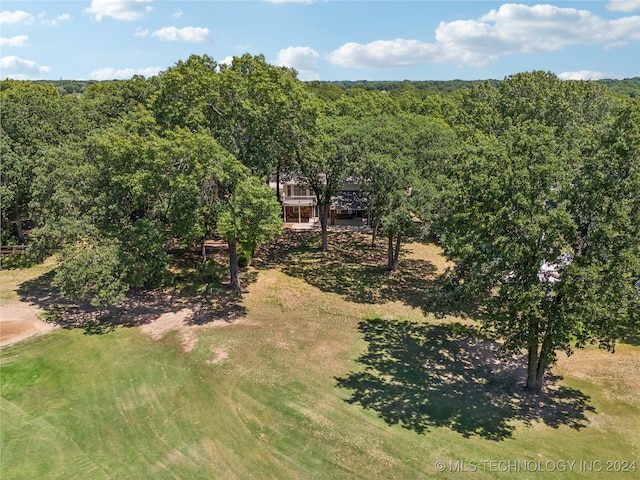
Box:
36;107;240;305
0;81;86;243
151;54;218;133
153;53;317;205
437;72;636;393
82;76;157;129
217;175;282;290
295;115;358;251
357;114;455;270
211;54;317;203
562;99;640;350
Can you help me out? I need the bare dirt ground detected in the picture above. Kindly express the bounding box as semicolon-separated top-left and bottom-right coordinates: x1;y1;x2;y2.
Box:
0;303;56;347
0;243;247;350
1;260;56;347
0;291;239;350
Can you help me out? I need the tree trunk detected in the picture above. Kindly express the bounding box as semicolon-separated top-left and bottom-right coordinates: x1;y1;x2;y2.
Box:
525;345;541;393
387;233;395;271
319;203;329;251
14;218;26;244
201;241;207;265
228;236;241;291
525;349;549;393
386;233;402;271
393;234;402;269
371;220;380;247
525;320;553;393
275;169;284;220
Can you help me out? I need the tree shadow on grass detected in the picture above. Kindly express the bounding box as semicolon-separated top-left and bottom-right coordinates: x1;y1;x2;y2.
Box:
15;256;254;335
335;318;595;441
258;230;437;308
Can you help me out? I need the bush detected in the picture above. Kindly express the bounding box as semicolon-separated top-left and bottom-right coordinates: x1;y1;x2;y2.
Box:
53;241;128;308
237;243;253;268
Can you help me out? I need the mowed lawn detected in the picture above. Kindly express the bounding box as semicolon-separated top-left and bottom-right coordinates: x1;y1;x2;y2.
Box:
1;232;638;479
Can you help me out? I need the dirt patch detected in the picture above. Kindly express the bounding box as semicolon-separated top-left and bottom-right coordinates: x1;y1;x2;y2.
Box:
139;308;202;352
207;345;229;364
138;307;248;353
1;261;58;347
0;304;56;347
139;308;195;340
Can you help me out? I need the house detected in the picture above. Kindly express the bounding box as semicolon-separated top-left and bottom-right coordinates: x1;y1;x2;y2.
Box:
269;176;369;227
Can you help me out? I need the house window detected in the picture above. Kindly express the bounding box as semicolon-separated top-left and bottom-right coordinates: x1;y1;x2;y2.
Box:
293;185;308;196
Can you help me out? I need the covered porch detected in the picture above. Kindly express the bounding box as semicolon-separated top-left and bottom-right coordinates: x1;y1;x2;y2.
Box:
283;198;317;224
330;190;369;226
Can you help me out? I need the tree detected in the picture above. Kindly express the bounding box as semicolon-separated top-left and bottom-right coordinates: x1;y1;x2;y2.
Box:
437;72;636;393
295;115;358;251
329;87;401;118
562;99;640;350
212;54;317;206
53;240;128;309
357;114;455;270
151;54;218;133
153;53;317;207
0;81;85;243
82;76;157;129
27;140;99;260
217;175;282;290
33;107;173;303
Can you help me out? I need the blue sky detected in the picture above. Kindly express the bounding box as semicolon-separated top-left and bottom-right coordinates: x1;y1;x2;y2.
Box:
1;1;639;81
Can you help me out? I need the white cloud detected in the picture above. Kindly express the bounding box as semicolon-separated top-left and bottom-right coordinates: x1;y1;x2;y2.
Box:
0;10;33;25
172;9;183;19
276;46;320;80
151;26;211;43
134;26;149;37
607;0;640;12
0;35;29;47
89;66;162;80
0;55;51;79
218;56;234;66
435;4;640;66
327;4;640;70
41;13;72;26
558;70;625;80
84;0;152;22
327;39;439;69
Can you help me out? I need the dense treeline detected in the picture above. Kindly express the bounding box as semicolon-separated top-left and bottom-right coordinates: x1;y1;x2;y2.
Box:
32;76;640;98
1;56;638;392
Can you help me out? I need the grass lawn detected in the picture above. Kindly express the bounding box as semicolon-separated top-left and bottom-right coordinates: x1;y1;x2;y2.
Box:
1;231;638;479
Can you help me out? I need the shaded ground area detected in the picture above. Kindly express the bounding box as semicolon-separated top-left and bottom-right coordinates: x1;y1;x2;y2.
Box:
336;318;595;441
259;230;437;308
12;245;255;340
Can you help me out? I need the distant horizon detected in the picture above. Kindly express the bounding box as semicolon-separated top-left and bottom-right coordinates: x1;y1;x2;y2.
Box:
19;73;640;84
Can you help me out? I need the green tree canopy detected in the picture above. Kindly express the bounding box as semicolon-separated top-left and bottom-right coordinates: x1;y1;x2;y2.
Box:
152;53;317;194
217;175;282;290
295;114;358;251
437;72;637;393
357;114;456;270
1;81;87;243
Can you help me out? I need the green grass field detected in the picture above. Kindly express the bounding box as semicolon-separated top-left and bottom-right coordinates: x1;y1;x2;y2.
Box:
1;232;638;479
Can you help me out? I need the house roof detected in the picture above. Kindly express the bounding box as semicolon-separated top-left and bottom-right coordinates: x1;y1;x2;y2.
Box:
331;190;369;211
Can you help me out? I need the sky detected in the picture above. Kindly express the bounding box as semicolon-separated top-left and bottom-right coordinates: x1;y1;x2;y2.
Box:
0;0;639;82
